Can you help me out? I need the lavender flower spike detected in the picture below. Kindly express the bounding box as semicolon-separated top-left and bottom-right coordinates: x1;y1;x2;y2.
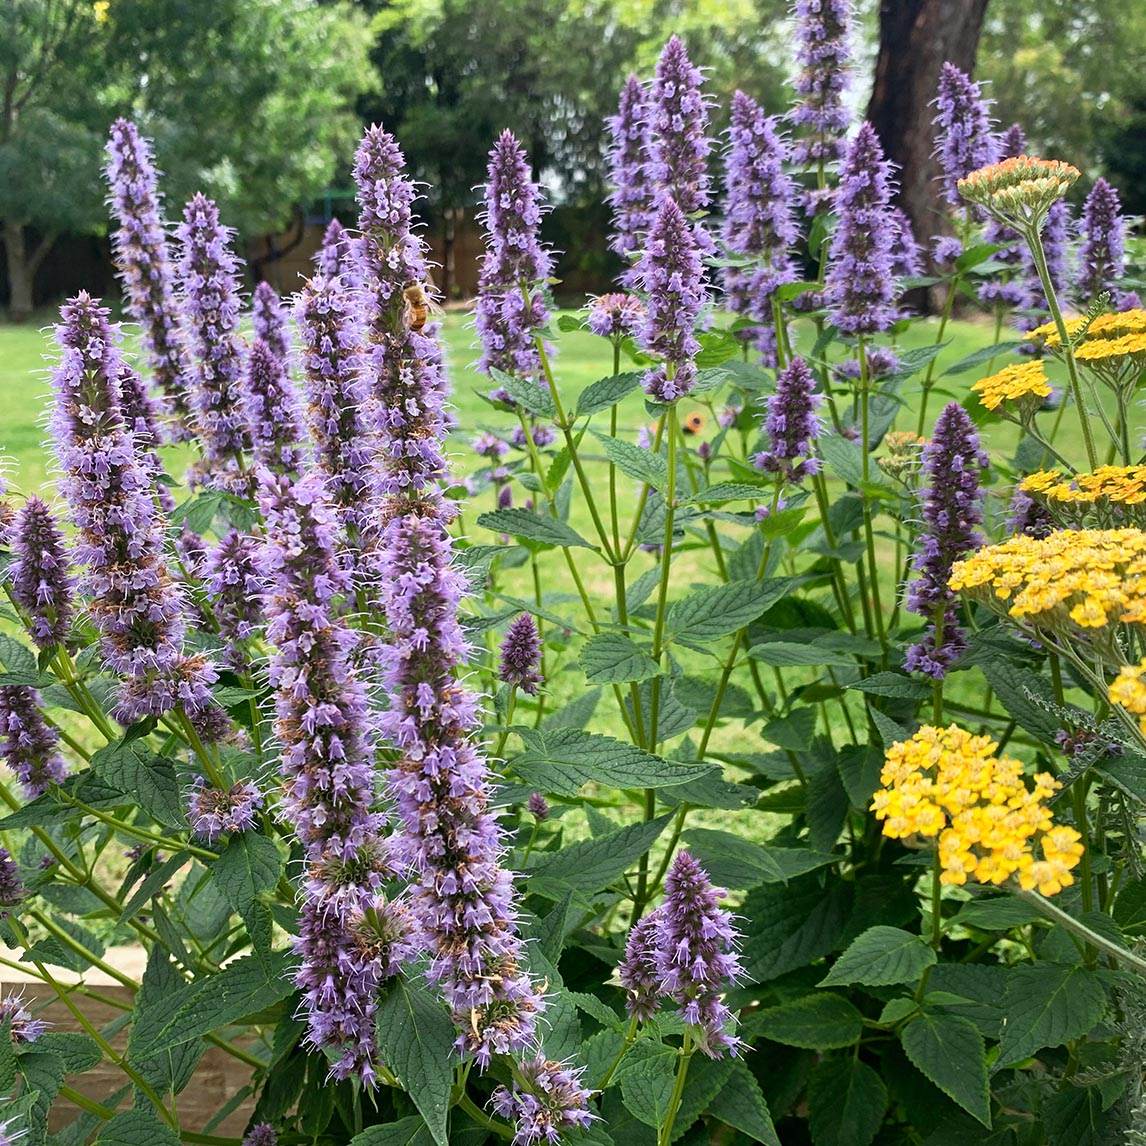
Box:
650;36;713;216
251;281;291;363
314;218;361;285
9;496;72;649
722;90;799;364
241;1126;277;1146
104;118;190;429
933;63;997;207
187;777;263;842
638;196;708;402
1078;178;1131;307
499;613;543;696
904;402;987;679
656;850;745;1057
0;989;47;1043
117;361;178;513
0;686;67;799
607;75;655;282
788;0;854;167
491;1056;597;1145
754;356;822;482
888;208;923;279
176;193;249;486
0;849;25;916
619;909;664;1020
240;338;308;475
475;131;554;379
203;529;263;670
825;123;897;335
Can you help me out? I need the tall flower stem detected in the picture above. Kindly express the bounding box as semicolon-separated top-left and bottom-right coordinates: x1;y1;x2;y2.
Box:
915;273;961;438
1015;889;1146;976
658;1032;695;1146
858;339;888;658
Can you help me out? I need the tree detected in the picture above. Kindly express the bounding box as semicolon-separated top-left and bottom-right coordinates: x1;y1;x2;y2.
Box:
0;0;373;320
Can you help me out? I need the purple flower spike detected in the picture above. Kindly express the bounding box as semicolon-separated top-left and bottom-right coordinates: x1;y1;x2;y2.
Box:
650;36;713;217
788;0;854;167
251;281;291;364
825;123;897;335
1078;178;1131;307
242;1126;277;1146
240;338;308;475
203;529;264;670
0;686;67;799
0;989;47;1043
722;90;799;364
638;196;708;402
1006;485;1054;540
314;218;361;286
619;910;664;1020
50;293;217;726
475;131;554;379
607;75;655;283
499;613;543;696
116;362;177;511
9;496;72;649
527;792;549;821
888;208;924;279
904;402;987;679
933;63;997;207
187;777;263;842
490;1056;597;1145
0;850;26;915
176;193;249;487
104;119;190;430
586;293;645;340
754;356;823;483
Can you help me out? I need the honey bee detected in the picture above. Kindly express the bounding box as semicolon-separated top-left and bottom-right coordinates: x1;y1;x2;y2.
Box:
402;282;443;331
647;411;706;438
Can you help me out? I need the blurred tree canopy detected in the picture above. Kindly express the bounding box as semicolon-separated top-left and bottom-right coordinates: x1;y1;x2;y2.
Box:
1;0;372;318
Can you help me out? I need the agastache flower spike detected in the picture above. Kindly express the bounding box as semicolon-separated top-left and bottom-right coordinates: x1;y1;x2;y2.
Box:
825;123;897;335
754;356;822;482
176;193;249;487
586;293;644;341
475;131;554;379
0;989;47;1043
50;293;218;726
0;850;24;915
933;63;997;207
314;218;361;285
722;90;799;365
251;281;291;363
240;339;308;475
788;0;853;167
1078;178;1133;308
490;1056;597;1145
638;196;708;402
186;777;263;842
888;209;924;279
104;119;190;430
606;75;655;283
619;910;664;1020
905;402;987;679
650;36;713;217
499;613;543;696
203;529;263;670
8;496;72;649
241;1126;277;1146
0;686;67;799
116;361;177;511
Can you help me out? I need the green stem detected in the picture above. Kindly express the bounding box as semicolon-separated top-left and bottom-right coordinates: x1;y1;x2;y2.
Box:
658;1032;694;1146
596;1014;640;1090
916;273;960;438
1015;889;1146;976
858;338;888;660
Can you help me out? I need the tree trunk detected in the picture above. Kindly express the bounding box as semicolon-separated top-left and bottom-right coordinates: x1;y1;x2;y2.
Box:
867;0;990;309
4;218;36;322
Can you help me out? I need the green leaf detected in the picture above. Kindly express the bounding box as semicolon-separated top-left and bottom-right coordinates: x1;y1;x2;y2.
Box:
807;1057;887;1146
997;964;1107;1066
848;672;931;700
513;728;712;796
742;875;851;983
488;366;556;417
683;829;837;890
91;740;185;827
35;1032;101;1074
819;926;936;988
747;993;864;1050
350;1116;436;1146
978;659;1058;741
579;632;662;685
177;490;225;535
954;242;1012;272
476;508;593;549
0;1021;14;1093
1043;1085;1112;1146
941;340;1026;376
707;1062;779;1145
211;832;282;917
541;688;601;730
375;978;456;1146
762;707;818;751
119;852;191;923
955;895;1045;931
900;1011;991;1126
667;579;795;643
618;1043;676;1128
593;431;668;488
1113;877;1146;934
819;434;883;488
685;481;766;505
660;771;759;810
529;814;672;894
748;641;856;668
95;1109;183;1146
0;634;36;677
576;371;643;417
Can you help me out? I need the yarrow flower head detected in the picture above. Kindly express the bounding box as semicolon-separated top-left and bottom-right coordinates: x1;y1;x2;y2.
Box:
586;293;645;340
872;724;1083;895
186;777;263;843
8;496;72;649
499;613;543;696
251;281;291;364
607;75;654;281
0;686;67;799
649;36;712;217
788;0;853;167
904;403;987;678
933;63;997;207
0;989;47;1043
1078;177;1132;307
971;360;1051;416
825;122;897;335
240;338;308;475
491;1056;596;1145
958;156;1080;230
1016;465;1146;529
754;356;822;482
1110;659;1146;739
104;119;190;429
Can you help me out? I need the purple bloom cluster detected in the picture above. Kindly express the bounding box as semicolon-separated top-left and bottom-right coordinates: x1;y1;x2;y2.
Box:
251;281;291;363
259;468;406;1082
0;989;46;1043
638;197;708;402
825;123;897;335
8;496;72;648
722;90;800;364
241;1125;277;1146
0;850;26;916
491;1056;596;1145
187;777;263;842
754;356;822;482
606;75;654;282
0;686;67;799
314;218;361;285
1006;485;1054;540
649;36;712;217
104;119;190;429
527;792;549;821
116;362;177;511
475;131;554;379
50;294;217;726
905;402;987;679
788;0;853;167
203;529;264;669
499;614;543;696
586;293;645;340
933;63;997;207
619;851;745;1057
176;194;249;486
887;209;924;279
240;339;308;475
1078;178;1131;307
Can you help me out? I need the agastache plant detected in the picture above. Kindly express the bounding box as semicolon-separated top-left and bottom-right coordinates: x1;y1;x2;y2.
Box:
8;496;72;649
754;356;822;484
788;0;853;170
649;36;712;218
251;281;292;363
240;339;308;475
933;63;997;207
104;118;190;429
202;529;264;670
0;686;67;799
607;75;655;284
116;361;177;511
1078;177;1135;308
314;217;361;283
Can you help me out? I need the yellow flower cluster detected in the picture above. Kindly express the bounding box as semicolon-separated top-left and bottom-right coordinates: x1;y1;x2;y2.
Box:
971;361;1052;413
1018;467;1146;527
872;725;1083;895
948;528;1146;636
1027;309;1146;387
958;157;1080;224
1109;659;1146;737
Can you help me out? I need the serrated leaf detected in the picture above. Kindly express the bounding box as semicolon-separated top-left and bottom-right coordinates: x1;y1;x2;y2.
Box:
579;632;662;685
576;371;643;417
177;490;225;535
820;926;936;988
807;1056;887;1146
514;728;712;796
211;832;282;917
0;1021;14;1093
119;852;190;923
743;875;851;983
0;635;36;677
848;672;931;700
34;1032;101;1075
593;431;668;488
1043;1085;1111;1146
954;242;1012;272
686;482;766;505
901;1011;991;1126
707;1062;779;1145
667;579;795;643
375;978;456;1146
954;895;1044;930
748;641;856;668
91;740;185;827
540;688;601;730
997;963;1107;1066
488;367;557;417
978;659;1058;741
350;1116;436;1146
95;1109;182;1146
476;508;592;549
747;993;864;1050
618;1043;676;1128
818;434;881;488
529;814;672;893
1113;877;1146;934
